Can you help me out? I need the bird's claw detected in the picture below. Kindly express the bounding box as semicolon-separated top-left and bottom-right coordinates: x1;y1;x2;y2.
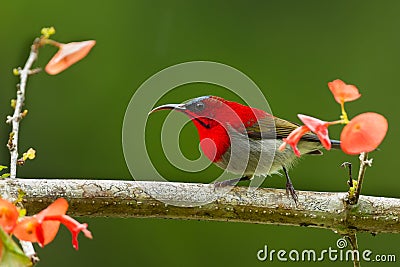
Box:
286;182;298;205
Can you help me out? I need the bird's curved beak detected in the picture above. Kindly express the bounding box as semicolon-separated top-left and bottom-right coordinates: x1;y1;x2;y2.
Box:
148;104;186;115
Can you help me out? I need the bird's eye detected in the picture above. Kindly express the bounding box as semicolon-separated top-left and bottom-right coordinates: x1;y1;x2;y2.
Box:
195;102;205;111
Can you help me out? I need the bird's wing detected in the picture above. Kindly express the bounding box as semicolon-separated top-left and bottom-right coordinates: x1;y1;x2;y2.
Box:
246;116;320;142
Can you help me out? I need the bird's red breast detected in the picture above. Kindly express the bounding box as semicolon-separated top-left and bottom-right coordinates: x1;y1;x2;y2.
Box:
186;96;270;162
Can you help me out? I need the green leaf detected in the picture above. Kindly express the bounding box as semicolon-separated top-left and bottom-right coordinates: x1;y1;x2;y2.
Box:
0;166;8;172
0;227;32;267
18;209;26;218
0;173;10;179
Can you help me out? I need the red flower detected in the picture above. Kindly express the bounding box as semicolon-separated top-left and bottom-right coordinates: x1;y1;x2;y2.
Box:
340;112;388;155
13;198;68;246
12;217;41;243
0;199;18;234
279;115;333;157
45;40;96;75
279;125;310;157
13;198;92;250
43;215;92;250
298;114;332;150
328;79;361;104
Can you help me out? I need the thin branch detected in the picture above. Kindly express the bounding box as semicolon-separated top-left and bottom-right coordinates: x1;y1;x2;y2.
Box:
6;39;40;178
6;39;41;265
346;153;372;205
353;152;371;204
1;178;399;234
341;162;353;187
346;233;360;267
19;241;39;265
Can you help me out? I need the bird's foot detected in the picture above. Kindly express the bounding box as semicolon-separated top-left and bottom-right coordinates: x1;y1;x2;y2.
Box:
282;166;299;205
285;181;298;205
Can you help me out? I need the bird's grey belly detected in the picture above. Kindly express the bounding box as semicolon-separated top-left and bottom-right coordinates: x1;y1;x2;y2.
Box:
214;128;320;177
215;139;293;176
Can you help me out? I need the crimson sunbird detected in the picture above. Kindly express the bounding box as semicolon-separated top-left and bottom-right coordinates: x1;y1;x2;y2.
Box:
150;96;340;203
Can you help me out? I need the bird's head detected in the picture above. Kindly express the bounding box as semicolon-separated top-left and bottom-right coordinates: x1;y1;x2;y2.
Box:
149;96;268;161
150;95;266;129
149;96;219;130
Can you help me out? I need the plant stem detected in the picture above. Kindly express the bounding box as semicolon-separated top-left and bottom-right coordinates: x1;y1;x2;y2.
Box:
353;152;370;204
6;38;41;265
346;233;360;267
7;39;39;178
19;241;39;265
340;101;349;124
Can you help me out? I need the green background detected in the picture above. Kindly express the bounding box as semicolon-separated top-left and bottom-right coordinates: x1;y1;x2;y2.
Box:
1;1;399;266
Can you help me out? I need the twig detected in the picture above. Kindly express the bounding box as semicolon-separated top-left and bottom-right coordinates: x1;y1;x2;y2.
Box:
1;179;399;234
341;162;353;187
343;152;373;265
6;38;40;265
7;39;40;178
346;233;360;267
19;241;39;265
354;153;371;203
348;152;372;205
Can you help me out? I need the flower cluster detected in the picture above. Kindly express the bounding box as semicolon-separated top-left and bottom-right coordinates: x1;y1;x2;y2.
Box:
0;198;92;252
279;79;388;156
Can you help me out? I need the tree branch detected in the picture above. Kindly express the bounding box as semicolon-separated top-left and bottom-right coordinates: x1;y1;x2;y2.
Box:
6;40;40;178
6;39;41;265
1;178;399;234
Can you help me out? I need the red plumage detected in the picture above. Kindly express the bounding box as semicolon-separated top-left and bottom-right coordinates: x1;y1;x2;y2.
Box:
185;96;269;162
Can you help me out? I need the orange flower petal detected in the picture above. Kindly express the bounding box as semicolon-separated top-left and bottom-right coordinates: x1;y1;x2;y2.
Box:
0;199;19;234
14;198;69;247
328;79;361;104
298;114;331;150
43;215;92;250
13;216;59;247
36;198;69;221
36;198;69;246
340;112;388;155
279;125;310;157
45;40;96;75
12;217;40;243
